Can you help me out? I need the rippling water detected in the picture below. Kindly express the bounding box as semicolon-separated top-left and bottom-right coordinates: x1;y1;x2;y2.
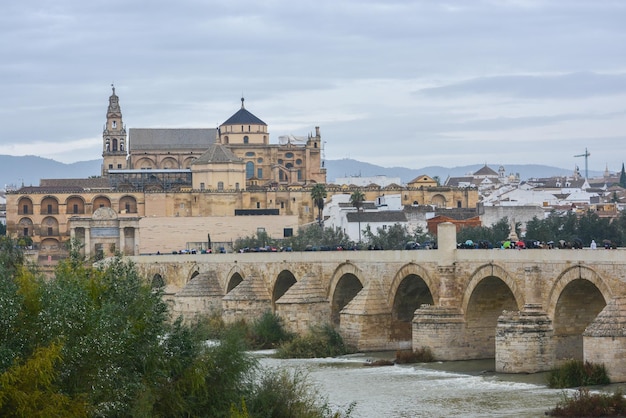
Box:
258;352;574;418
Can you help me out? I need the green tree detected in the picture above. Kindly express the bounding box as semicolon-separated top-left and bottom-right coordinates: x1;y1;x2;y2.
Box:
350;190;365;244
282;224;353;251
363;223;429;250
620;163;626;188
310;184;327;227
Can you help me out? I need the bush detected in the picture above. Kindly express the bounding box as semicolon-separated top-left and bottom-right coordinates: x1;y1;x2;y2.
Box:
548;360;610;388
276;324;354;359
394;347;434;364
248;311;293;350
244;367;355;418
546;388;626;417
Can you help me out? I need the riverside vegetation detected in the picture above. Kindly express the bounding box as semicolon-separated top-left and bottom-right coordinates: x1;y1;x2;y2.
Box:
0;237;353;418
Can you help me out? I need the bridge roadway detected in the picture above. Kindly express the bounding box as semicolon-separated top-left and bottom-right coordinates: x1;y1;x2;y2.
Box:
128;223;626;381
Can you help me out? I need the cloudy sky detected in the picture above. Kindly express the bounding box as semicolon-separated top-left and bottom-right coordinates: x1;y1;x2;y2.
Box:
2;0;625;173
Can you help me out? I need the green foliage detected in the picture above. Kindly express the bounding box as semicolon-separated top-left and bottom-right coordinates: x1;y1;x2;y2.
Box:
248;311;293;349
276;324;353;359
234;230;277;252
363;223;434;250
457;217;511;244
547;388;626;417
394;347;434;364
525;210;626;247
620;163;626;188
0;223;5;236
246;367;355;418
548;360;610;389
0;342;88;418
282;224;354;251
311;184;328;226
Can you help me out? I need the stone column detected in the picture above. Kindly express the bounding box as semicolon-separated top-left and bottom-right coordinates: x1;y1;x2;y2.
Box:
495;266;555;373
134;226;140;256
495;304;555;373
412;222;469;359
84;227;91;258
119;226;125;255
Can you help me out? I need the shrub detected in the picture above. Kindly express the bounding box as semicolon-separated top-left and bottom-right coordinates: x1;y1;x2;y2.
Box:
247;311;293;350
276;324;354;359
394;347;434;364
546;388;626;417
245;367;355;418
548;360;610;388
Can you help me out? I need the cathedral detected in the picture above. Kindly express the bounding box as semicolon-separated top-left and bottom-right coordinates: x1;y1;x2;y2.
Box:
5;87;478;264
6;87;327;262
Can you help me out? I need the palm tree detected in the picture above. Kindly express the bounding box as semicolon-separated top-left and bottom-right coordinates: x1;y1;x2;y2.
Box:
310;183;327;226
350;190;365;244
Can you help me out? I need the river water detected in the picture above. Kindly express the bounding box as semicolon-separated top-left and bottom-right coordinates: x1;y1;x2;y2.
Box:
258;351;590;418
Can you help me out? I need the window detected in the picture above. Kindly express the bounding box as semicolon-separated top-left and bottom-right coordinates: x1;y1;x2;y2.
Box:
256;202;261;208
112;121;117;128
23;205;29;214
297;170;302;180
218;181;224;191
200;183;205;191
23;228;29;236
47;204;52;214
257;168;263;178
457;201;462;208
246;161;254;179
109;164;113;169
48;227;53;236
285;152;294;158
117;164;122;169
125;203;131;212
280;202;285;209
246;151;255;157
296;159;302;165
278;159;283;165
257;157;263;163
243;136;249;144
235;182;240;190
383;225;387;230
73;204;79;214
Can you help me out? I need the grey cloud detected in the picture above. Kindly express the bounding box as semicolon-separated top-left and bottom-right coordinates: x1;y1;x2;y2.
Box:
415;73;626;99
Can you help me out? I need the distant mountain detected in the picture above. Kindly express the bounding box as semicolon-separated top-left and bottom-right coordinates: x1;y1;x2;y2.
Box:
324;158;598;184
0;154;599;190
0;155;101;188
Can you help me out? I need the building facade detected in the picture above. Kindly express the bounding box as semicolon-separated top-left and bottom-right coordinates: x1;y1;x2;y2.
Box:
5;87;478;264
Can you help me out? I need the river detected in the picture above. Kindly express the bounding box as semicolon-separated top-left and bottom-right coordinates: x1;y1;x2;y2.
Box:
257;351;606;418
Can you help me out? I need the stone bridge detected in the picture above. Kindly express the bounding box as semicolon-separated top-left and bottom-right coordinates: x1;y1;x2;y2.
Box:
128;223;626;381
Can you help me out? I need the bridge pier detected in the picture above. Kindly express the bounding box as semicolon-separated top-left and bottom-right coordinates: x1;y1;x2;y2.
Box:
584;297;626;382
495;304;555;373
275;274;331;334
222;274;272;323
412;306;470;360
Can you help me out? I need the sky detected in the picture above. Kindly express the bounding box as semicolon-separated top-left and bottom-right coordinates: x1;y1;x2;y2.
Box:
1;0;625;173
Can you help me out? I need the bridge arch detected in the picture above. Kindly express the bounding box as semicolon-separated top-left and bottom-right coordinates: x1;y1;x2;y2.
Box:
548;265;611;362
329;263;365;326
225;265;245;294
388;263;436;341
462;263;522;358
273;269;297;307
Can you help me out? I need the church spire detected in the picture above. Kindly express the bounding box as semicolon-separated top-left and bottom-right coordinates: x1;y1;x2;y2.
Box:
102;85;127;175
241;96;245;109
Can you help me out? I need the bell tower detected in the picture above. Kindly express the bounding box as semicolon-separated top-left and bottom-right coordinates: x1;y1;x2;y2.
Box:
102;85;127;175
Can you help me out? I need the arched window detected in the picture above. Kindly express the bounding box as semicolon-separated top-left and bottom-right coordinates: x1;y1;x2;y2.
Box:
246;161;255;179
244;135;249;144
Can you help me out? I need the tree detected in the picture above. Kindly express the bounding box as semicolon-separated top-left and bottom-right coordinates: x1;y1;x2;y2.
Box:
620;163;626;188
310;184;327;227
350;190;365;244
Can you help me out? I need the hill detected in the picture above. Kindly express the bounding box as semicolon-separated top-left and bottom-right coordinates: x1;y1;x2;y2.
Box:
1;155;101;189
324;158;588;184
0;154;595;190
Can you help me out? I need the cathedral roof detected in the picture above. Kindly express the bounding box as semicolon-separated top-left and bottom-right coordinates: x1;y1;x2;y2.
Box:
221;98;267;126
192;143;243;164
129;128;217;151
473;165;498;176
